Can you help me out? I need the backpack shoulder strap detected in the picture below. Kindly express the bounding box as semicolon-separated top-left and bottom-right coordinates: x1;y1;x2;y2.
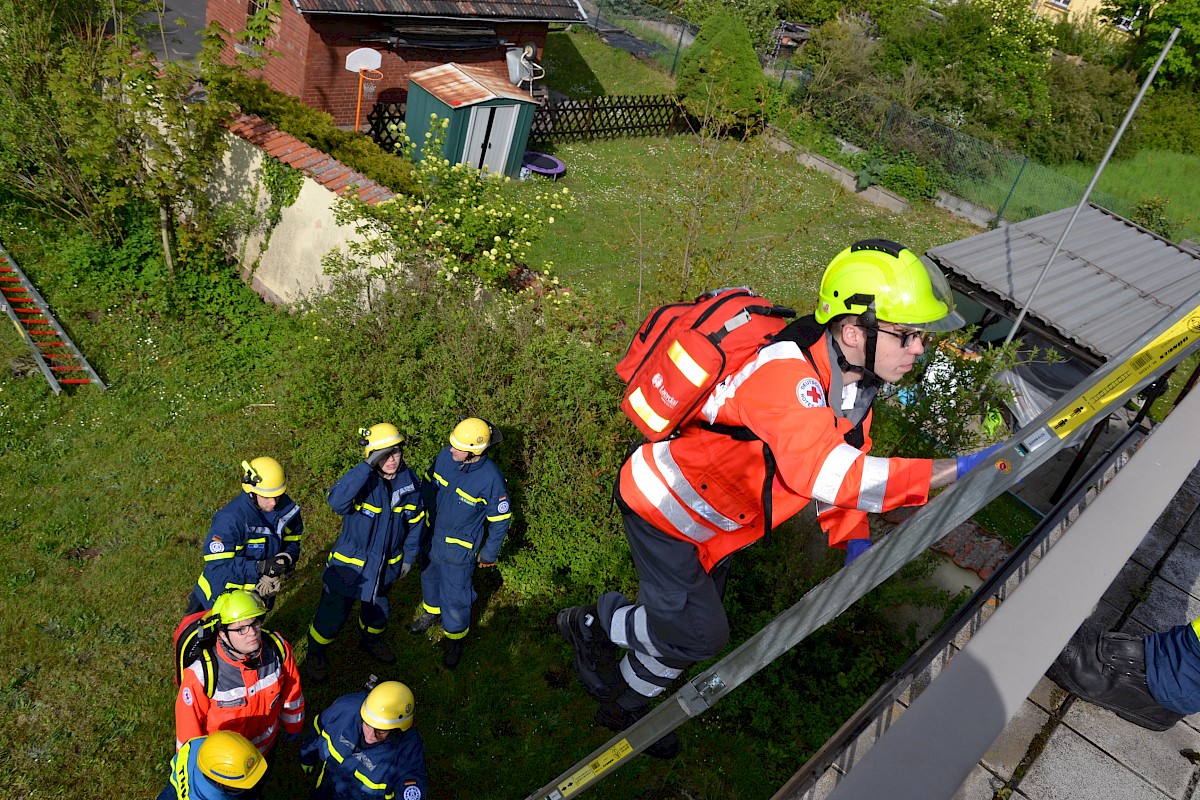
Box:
199;649;217;698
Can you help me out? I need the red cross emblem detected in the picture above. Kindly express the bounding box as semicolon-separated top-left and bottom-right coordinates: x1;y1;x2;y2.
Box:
796;377;825;408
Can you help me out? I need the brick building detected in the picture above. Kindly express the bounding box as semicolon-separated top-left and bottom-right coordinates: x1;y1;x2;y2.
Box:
207;0;587;128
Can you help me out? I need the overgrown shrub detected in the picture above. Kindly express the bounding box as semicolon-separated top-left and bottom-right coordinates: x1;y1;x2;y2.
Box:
1024;56;1139;165
329;117;570;285
279;265;639;600
676;9;767;132
1137;86;1200;156
850;146;941;201
217;76;421;195
1130;196;1177;239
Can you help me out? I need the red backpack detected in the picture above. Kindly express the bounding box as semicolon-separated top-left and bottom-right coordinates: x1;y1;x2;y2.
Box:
616;289;795;441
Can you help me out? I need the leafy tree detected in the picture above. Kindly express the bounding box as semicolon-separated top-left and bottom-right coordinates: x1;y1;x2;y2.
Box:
0;0;279;286
676;9;768;131
1101;0;1200;88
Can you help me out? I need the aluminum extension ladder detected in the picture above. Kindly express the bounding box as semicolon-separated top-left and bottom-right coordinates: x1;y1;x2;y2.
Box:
0;242;106;394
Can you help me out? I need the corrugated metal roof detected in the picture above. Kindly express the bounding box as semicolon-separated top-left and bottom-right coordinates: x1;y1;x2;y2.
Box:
291;0;586;22
410;62;540;106
926;204;1200;362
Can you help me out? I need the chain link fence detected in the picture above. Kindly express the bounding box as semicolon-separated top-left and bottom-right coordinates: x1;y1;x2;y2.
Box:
580;0;698;74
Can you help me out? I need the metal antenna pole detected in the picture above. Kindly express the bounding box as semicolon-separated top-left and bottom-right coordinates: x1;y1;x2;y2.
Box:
1003;26;1181;346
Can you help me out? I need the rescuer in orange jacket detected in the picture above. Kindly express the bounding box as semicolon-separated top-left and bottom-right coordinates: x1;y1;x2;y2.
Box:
175;590;304;796
559;239;1003;757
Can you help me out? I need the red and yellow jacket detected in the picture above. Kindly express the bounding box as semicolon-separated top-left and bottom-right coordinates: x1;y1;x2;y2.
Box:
617;332;933;571
174;630;305;753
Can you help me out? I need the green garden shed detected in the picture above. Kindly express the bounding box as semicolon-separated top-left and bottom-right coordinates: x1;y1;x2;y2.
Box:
405;63;540;178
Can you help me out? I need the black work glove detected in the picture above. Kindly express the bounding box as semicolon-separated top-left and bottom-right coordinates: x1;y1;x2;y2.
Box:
258;553;292;579
399;562;412;580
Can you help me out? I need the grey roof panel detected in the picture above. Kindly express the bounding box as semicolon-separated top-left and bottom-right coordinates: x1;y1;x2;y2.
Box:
927;204;1200;361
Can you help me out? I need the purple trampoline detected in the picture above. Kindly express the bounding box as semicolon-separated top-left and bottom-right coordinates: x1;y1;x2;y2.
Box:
522;151;566;181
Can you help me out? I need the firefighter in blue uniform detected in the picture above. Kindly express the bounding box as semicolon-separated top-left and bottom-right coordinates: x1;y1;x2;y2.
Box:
188;457;303;613
305;424;425;682
159;731;267;800
299;681;428;800
407;418;512;669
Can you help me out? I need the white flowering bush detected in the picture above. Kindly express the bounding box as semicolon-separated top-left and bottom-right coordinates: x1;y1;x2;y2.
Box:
339;115;571;285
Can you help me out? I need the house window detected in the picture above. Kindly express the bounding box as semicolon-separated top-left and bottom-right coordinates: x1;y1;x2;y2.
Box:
1115;7;1141;32
1048;0;1070;9
238;0;273;54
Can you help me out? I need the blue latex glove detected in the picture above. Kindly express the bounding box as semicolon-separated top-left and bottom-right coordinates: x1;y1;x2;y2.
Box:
956;442;1005;479
844;538;873;565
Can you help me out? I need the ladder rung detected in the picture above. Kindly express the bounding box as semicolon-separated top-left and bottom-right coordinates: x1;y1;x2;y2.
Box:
40;342;66;347
14;307;41;314
50;366;84;371
59;379;92;385
40;353;72;360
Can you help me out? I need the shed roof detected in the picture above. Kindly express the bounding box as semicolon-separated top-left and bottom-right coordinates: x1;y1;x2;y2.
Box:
926;204;1200;365
409;62;539;107
290;0;586;22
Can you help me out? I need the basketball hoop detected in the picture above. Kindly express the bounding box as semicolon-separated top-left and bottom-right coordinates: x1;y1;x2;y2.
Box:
355;67;384;133
360;67;383;98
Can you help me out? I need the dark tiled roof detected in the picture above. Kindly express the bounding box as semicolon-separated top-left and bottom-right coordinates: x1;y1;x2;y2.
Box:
226;113;398;204
290;0;586;21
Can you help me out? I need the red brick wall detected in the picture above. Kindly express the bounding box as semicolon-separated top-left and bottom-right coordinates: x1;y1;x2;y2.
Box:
207;2;549;129
206;0;311;96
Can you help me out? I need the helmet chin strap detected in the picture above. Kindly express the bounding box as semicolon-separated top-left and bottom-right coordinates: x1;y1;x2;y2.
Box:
832;335;882;388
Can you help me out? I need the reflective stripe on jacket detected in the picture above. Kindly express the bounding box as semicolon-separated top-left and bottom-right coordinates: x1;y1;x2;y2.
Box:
299;690;427;800
194;492;303;607
426;447;511;565
618;332;933;570
323;461;426;602
175;631;305;753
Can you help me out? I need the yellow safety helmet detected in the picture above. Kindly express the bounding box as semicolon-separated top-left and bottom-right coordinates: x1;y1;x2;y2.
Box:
815;239;964;332
196;731;267;790
210;589;268;628
241;457;286;498
359;423;405;460
360;681;415;731
449;418;492;455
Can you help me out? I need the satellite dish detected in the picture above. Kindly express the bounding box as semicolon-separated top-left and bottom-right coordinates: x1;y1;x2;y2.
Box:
345;47;382;73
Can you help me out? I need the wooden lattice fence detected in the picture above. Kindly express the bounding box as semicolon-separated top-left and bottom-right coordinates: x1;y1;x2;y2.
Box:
529;94;682;146
365;95;683;151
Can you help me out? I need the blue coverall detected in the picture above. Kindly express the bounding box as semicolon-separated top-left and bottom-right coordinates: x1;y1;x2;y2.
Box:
158;736;251;800
189;492;303;611
299;690;428;800
417;446;512;639
308;461;425;650
1146;620;1200;715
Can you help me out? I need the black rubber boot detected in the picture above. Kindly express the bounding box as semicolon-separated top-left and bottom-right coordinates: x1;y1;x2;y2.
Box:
305;647;329;684
358;637;396;664
408;612;440;634
1048;620;1184;731
594;700;682;759
443;638;465;669
557;605;622;701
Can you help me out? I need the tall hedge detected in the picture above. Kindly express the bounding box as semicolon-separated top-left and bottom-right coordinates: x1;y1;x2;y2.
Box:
676;10;766;132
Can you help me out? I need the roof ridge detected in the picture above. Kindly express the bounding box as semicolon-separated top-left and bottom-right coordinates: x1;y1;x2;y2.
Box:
224;113;397;205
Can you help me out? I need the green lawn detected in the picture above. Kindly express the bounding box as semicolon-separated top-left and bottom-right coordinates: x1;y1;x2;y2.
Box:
541;28;676;98
517;135;979;311
1056;149;1200;237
